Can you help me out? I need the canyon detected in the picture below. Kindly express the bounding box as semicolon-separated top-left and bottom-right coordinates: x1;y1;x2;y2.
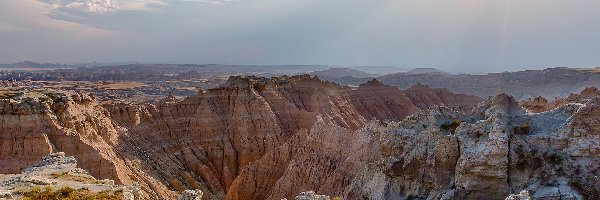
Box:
0;74;599;199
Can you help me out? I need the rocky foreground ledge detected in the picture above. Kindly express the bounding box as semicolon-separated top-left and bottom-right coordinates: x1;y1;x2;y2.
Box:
0;152;203;200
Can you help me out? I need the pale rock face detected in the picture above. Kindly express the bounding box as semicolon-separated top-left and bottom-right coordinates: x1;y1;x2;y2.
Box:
290;191;330;200
0;152;140;200
0;92;133;184
347;91;600;200
521;87;600;113
178;189;204;200
505;190;531;200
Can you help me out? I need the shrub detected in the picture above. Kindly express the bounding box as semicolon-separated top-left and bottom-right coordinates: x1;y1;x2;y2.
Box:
441;119;461;132
17;186;122;200
513;124;530;135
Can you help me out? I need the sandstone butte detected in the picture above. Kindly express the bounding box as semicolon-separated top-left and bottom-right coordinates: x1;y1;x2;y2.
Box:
2;75;599;199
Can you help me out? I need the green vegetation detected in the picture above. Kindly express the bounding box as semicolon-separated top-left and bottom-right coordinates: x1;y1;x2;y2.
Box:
17;186;123;200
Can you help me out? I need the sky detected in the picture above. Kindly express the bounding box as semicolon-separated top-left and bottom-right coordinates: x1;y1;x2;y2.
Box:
0;0;599;73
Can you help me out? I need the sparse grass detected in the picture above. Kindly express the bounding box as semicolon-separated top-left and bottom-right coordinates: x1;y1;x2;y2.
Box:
0;91;19;99
51;172;69;179
50;172;96;183
18;186;123;200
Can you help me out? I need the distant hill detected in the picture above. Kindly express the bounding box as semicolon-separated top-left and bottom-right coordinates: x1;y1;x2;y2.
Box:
349;66;409;75
405;68;451;75
311;67;600;100
0;61;69;68
310;68;374;78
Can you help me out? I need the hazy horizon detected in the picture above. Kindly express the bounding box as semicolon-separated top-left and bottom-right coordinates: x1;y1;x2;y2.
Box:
1;0;600;73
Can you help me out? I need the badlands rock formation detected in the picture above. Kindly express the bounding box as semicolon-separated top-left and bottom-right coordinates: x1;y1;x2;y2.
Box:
0;152;140;200
284;191;331;200
522;87;600;113
1;75;599;200
346;92;600;200
0;75;482;199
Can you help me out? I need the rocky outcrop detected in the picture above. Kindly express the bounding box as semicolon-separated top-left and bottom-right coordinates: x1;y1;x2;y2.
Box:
285;191;331;200
521;96;549;113
178;189;204;200
102;76;482;199
349;79;420;122
404;83;483;113
350;79;481;122
0;92;133;183
225;118;387;200
522;87;600;113
0;152;140;200
0;75;484;199
346;92;600;200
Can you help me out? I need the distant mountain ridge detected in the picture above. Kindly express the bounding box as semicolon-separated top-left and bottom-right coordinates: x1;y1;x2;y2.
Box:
405;67;451;75
309;68;374;78
317;67;600;100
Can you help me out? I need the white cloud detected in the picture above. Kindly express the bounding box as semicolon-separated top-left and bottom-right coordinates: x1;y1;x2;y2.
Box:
0;0;116;37
43;0;237;15
45;0;119;14
119;0;165;11
64;0;119;13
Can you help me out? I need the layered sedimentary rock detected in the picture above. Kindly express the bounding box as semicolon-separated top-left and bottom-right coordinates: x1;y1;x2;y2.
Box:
403;83;483;113
0;152;141;200
104;75;483;199
521;96;549;113
225;118;386;200
346;92;600;199
1;75;483;199
522;87;600;113
0;92;133;182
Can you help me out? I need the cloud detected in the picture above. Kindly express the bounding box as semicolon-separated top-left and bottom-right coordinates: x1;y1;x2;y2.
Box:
43;0;167;15
64;0;119;13
43;0;237;15
44;0;118;14
0;1;116;37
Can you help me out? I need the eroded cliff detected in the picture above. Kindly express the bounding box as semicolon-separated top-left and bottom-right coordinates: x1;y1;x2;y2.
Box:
0;75;502;200
347;92;600;200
